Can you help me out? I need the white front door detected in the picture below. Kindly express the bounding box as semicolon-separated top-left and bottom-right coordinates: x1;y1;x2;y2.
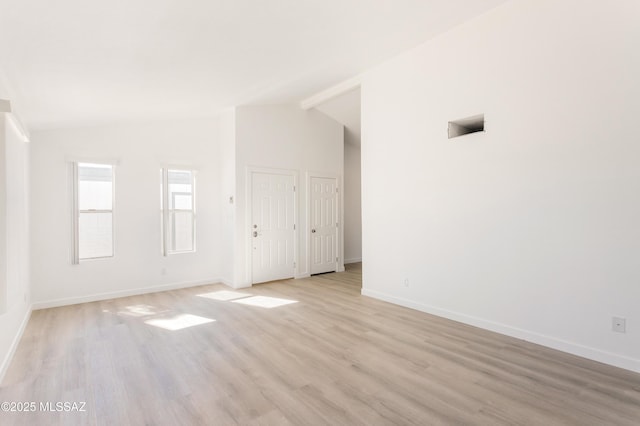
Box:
310;176;337;275
251;172;295;284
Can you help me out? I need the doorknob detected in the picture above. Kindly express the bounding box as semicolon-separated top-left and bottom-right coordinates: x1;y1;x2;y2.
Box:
311;229;316;233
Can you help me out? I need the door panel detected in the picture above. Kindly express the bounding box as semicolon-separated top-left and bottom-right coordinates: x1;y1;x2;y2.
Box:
310;177;337;275
252;173;295;284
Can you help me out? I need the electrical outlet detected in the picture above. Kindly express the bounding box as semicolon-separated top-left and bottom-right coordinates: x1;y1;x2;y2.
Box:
404;278;409;287
161;268;167;276
612;317;626;333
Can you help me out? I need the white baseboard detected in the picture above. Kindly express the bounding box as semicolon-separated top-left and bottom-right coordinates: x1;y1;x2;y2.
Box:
344;257;362;264
32;278;223;310
361;288;640;374
0;305;32;384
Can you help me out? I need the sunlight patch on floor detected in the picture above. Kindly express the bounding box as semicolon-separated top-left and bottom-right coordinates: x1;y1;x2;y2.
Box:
197;290;252;301
145;314;215;331
231;295;298;309
117;304;168;318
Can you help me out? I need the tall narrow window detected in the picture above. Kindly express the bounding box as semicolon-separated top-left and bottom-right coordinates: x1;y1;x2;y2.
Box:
161;168;196;255
73;162;114;262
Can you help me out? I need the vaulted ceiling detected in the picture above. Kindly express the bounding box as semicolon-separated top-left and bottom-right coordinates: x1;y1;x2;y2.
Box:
0;0;508;130
315;88;361;147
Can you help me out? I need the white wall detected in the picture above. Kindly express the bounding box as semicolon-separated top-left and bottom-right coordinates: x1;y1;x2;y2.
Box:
218;109;237;286
344;141;362;263
233;105;343;287
30;118;222;307
361;0;640;373
0;117;5;314
0;114;31;382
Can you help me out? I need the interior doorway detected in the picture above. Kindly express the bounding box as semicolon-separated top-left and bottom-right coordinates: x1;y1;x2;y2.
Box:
313;88;361;267
310;176;338;275
250;171;296;284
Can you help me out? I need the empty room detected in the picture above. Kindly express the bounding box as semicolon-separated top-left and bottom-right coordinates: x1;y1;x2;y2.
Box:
1;0;639;424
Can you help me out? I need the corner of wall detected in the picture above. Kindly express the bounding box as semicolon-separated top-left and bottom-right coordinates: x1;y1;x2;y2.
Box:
0;304;32;384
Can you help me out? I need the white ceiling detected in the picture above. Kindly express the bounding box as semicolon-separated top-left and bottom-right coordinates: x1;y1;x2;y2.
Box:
0;0;508;130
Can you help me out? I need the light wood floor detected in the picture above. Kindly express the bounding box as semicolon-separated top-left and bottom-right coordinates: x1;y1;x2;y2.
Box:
1;263;640;425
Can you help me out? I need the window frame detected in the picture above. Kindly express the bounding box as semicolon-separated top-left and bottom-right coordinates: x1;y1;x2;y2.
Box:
161;167;196;256
72;161;115;264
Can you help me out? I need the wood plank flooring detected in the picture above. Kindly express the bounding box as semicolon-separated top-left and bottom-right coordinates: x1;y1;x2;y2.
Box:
1;263;639;425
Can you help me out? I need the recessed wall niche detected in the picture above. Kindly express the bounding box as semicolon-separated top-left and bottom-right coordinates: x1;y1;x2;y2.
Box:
448;114;485;139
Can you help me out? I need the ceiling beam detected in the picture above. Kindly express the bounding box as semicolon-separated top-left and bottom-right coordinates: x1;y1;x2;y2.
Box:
300;75;361;110
1;99;30;143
